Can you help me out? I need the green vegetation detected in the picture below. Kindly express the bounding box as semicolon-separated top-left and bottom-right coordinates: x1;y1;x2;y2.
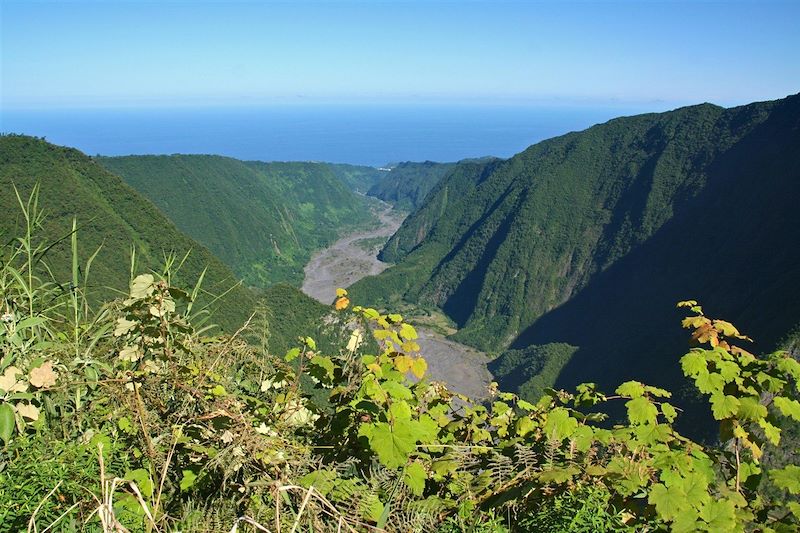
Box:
353;236;389;254
350;94;800;416
1;198;799;531
327;163;387;193
0;135;256;331
490;343;579;402
367;161;457;211
98;155;377;287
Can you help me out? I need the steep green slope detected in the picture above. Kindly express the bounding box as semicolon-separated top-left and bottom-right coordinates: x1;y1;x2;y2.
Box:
0;135;256;331
99;156;376;287
350;94;800;409
327;163;386;193
367;161;456;211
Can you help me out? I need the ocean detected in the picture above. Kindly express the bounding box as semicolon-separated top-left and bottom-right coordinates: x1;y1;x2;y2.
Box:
1;103;662;166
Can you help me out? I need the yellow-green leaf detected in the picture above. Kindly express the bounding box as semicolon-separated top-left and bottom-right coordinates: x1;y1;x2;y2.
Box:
403;462;427;496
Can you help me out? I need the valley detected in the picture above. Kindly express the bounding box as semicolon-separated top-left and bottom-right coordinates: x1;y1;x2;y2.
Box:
301;201;494;398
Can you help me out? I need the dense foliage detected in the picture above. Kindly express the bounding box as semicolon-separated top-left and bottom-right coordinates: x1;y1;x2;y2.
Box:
326;163;387;194
366;161;456;212
350;94;800;413
98;155;377;287
1;194;800;533
0;135;256;331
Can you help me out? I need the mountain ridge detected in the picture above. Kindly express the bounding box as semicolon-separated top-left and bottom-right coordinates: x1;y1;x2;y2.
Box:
0;135;258;331
349;93;800;408
98;155;377;287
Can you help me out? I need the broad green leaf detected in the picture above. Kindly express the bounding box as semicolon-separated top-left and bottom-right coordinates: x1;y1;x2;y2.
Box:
699;499;736;531
681;352;707;377
516;416;534;437
736;396;767;421
543;407;578;441
758;418;781;446
661;402;678;422
367;421;416;468
710;394;740;420
180;469;198;491
625;396;658;425
310;355;335;379
680;472;710;505
517;399;536;411
616;381;645;398
415;414;439;443
715;360;740;382
572;425;595;451
399;323;418;341
126;469;154;498
383;381;412;400
118;416;133;433
432;459;459;476
635;422;671;444
773;397;800;422
538;466;579;484
695;371;725;395
410;357;427;379
644;385;671;398
389;400;412;420
0;403;15;444
585;464;606;476
771;465;800;494
648;483;686;521
671;511;702;533
360;493;384;523
300;470;338;495
776;357;800;381
403;462;426;496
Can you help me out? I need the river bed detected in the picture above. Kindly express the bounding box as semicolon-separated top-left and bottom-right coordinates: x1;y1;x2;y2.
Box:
301;202;493;398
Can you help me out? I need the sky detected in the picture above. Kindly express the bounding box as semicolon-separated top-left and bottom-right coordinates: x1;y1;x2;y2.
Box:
2;0;799;110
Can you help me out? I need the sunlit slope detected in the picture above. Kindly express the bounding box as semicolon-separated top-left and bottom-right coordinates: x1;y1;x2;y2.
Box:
99;155;376;287
0;135;257;330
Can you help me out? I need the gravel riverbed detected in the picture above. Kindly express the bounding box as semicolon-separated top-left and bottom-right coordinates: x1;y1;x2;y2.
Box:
301;202;493;398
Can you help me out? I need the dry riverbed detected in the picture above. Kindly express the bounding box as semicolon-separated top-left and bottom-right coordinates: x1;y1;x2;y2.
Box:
302;202;493;398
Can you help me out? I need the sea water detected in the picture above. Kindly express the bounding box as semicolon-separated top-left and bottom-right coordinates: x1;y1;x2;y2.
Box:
1;103;661;166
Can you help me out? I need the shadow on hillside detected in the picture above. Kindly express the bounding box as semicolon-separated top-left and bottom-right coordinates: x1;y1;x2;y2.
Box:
510;95;800;436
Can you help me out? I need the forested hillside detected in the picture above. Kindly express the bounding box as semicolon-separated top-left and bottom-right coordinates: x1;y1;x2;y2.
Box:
0;135;256;331
350;94;800;408
327;163;386;193
367;161;456;211
99;155;377;287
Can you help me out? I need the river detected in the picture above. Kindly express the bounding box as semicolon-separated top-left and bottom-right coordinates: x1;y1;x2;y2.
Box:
301;202;493;398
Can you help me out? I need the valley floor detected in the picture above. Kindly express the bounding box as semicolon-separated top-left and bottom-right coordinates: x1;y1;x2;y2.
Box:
301;201;493;397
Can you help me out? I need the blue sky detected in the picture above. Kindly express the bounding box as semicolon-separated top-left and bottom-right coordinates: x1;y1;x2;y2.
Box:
2;0;799;109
